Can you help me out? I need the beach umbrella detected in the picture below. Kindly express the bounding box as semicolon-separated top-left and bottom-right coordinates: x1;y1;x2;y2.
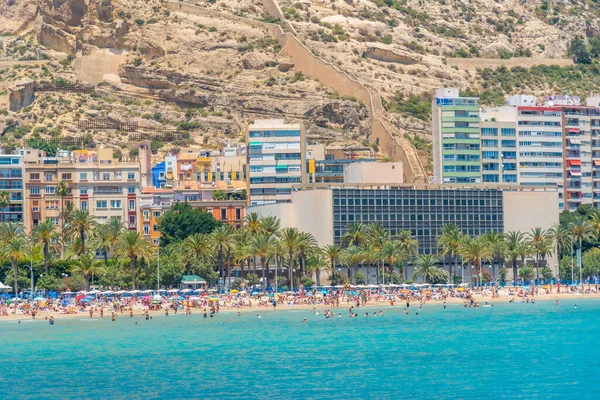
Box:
141;289;153;294
34;297;45;301
61;291;75;295
180;289;193;293
230;289;239;294
152;295;162;301
156;289;167;292
167;289;179;293
128;290;140;294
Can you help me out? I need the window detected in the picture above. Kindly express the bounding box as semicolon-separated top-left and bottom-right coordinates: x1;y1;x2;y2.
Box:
220;208;227;220
129;200;135;210
45;200;59;210
128;186;136;194
80;187;88;195
235;208;241;220
32;201;39;212
50;217;59;225
45;186;56;195
153;224;159;232
96;200;108;208
144;225;150;235
45;173;54;181
153;239;159;246
110;200;121;208
143;210;150;221
102;173;110;181
153;211;161;218
61;173;72;180
129;215;136;226
501;128;516;136
81;200;87;211
115;171;122;180
30;187;40;195
30;173;40;181
80;172;88;180
128;172;135;180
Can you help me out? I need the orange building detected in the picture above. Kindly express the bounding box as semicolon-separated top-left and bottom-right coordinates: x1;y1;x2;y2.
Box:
177;150;198;182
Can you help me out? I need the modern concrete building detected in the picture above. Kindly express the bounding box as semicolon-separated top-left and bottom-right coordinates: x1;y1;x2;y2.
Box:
24;148;143;232
432;88;481;184
247;119;306;205
0;151;25;223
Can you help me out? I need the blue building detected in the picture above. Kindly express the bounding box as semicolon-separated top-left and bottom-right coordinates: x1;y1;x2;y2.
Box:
152;161;166;188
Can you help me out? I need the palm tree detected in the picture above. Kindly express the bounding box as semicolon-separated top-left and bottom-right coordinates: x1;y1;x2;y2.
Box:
244;212;261;235
65;209;96;255
32;219;60;274
437;223;463;282
296;232;316;278
528;227;553;281
0;191;9;222
210;224;235;286
379;241;401;283
71;252;105;290
505;231;526;284
92;217;124;268
306;252;328;286
182;233;212;275
342;245;363;285
260;216;280;238
324;244;342;281
0;234;28;296
342;223;366;247
115;231;153;290
395;229;418;280
280;227;301;289
253;234;274;290
56;180;70;234
413;254;440;283
569;214;593;284
482;231;506;282
460;237;492;285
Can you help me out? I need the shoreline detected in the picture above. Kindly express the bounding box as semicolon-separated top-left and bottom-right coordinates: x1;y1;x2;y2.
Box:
2;291;598;322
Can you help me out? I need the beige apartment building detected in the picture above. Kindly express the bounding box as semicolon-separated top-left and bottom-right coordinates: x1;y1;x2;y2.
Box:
24;147;145;233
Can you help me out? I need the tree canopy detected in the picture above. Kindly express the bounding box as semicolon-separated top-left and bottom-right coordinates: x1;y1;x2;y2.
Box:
157;202;221;247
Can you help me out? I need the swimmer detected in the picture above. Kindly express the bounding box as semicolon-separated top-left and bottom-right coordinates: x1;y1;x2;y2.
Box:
416;312;419;316
365;312;369;317
257;314;262;318
49;316;54;325
237;312;241;317
555;300;560;305
403;308;408;315
532;299;535;304
135;322;138;325
165;309;169;316
379;310;383;316
373;312;377;317
443;302;447;309
338;313;342;318
302;318;307;323
574;304;578;309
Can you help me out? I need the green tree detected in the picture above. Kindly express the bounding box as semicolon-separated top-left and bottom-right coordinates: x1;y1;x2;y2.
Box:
157;202;220;246
505;231;526;282
65;209;96;255
280;227;301;289
71;252;105;290
528;227;553;281
0;191;9;223
56;180;70;239
210;224;235;286
182;233;212;275
324;244;342;282
342;245;363;285
115;231;154;290
413;254;446;283
519;266;535;282
460;237;492;285
342;223;366;247
92;217;125;268
306;252;328;286
437;223;463;280
32;219;60;274
0;233;28;295
568;36;591;64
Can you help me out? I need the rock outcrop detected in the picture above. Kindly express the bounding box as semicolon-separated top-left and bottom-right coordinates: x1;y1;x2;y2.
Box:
9;80;35;112
39;22;77;55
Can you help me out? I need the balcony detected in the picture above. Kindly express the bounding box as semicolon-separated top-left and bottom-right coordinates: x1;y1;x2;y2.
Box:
94;188;123;195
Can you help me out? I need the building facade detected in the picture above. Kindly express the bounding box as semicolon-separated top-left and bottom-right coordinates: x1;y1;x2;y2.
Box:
432;88;481;184
247;119;306;205
24;148;142;232
0;152;25;223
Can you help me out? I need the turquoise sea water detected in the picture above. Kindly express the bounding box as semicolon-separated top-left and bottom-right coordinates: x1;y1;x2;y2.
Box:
1;299;600;399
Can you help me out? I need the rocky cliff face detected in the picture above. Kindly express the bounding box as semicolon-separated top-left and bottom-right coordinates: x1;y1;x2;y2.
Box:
2;0;600;168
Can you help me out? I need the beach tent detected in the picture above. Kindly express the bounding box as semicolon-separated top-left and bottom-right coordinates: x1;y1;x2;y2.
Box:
0;281;11;291
141;290;153;294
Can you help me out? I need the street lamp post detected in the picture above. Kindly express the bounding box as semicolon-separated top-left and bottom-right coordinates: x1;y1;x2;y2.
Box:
24;262;34;300
157;239;160;291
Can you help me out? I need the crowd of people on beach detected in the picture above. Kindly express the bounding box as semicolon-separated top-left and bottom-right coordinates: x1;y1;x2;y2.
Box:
1;283;598;323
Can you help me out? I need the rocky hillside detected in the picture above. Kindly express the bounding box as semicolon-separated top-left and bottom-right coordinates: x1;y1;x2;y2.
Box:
2;0;600;175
